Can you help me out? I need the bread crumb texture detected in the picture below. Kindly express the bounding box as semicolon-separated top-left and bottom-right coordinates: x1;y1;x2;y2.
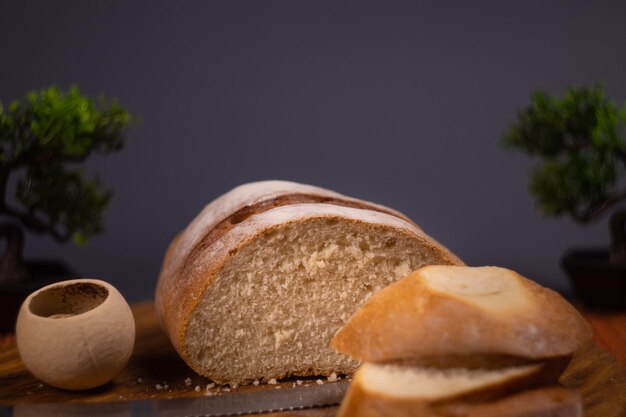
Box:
420;265;531;313
185;216;447;384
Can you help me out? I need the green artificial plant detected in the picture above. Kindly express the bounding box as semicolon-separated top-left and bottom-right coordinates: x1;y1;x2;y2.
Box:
0;86;131;283
502;85;626;264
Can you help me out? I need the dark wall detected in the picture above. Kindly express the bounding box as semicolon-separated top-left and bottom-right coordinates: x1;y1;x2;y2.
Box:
1;1;625;301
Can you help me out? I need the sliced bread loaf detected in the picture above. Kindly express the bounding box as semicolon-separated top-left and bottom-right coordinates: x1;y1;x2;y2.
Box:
337;363;581;417
332;265;592;363
155;181;461;384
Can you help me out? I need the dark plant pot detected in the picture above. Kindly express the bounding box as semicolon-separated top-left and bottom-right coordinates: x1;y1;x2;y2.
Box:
561;249;626;311
0;260;78;333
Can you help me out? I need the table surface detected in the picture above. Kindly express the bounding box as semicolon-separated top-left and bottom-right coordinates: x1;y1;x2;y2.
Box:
0;302;625;417
580;308;626;367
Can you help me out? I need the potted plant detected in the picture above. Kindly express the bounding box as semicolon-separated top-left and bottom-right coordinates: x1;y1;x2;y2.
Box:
502;85;626;310
0;86;132;331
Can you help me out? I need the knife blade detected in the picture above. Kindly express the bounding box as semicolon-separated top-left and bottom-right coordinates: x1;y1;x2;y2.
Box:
2;381;348;417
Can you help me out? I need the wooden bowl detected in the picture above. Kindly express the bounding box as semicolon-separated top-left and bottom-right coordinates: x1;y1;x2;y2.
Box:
15;279;135;390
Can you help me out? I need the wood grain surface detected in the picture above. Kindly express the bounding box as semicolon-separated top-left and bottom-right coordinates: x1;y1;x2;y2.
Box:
0;302;625;417
583;309;626;367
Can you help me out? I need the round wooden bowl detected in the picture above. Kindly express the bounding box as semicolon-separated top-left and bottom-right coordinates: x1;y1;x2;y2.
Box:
15;279;135;390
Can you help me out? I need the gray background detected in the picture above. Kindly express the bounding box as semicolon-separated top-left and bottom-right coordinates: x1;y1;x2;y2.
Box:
1;1;625;301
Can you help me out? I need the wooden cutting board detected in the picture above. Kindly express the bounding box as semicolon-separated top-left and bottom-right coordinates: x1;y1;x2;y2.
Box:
0;302;625;417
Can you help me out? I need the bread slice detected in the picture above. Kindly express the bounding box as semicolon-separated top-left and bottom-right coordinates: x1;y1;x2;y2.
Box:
155;181;462;384
337;362;581;417
332;266;592;363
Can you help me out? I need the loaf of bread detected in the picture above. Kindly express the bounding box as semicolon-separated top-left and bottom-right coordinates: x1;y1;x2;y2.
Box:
332;265;592;363
332;266;590;417
155;181;462;384
337;363;581;417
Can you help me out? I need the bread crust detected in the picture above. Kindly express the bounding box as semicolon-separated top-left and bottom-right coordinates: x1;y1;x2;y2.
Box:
161;180;422;285
156;198;462;381
332;266;592;363
437;386;582;417
337;379;581;417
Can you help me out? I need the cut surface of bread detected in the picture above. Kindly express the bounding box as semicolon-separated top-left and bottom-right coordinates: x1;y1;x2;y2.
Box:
156;182;461;384
332;266;592;363
355;363;547;401
337;363;581;417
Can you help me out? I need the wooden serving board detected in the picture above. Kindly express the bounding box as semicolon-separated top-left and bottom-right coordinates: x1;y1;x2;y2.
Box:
0;302;625;417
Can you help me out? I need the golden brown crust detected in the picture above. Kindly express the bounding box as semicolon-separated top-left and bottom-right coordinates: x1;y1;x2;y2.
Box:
332;266;592;363
338;385;581;417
